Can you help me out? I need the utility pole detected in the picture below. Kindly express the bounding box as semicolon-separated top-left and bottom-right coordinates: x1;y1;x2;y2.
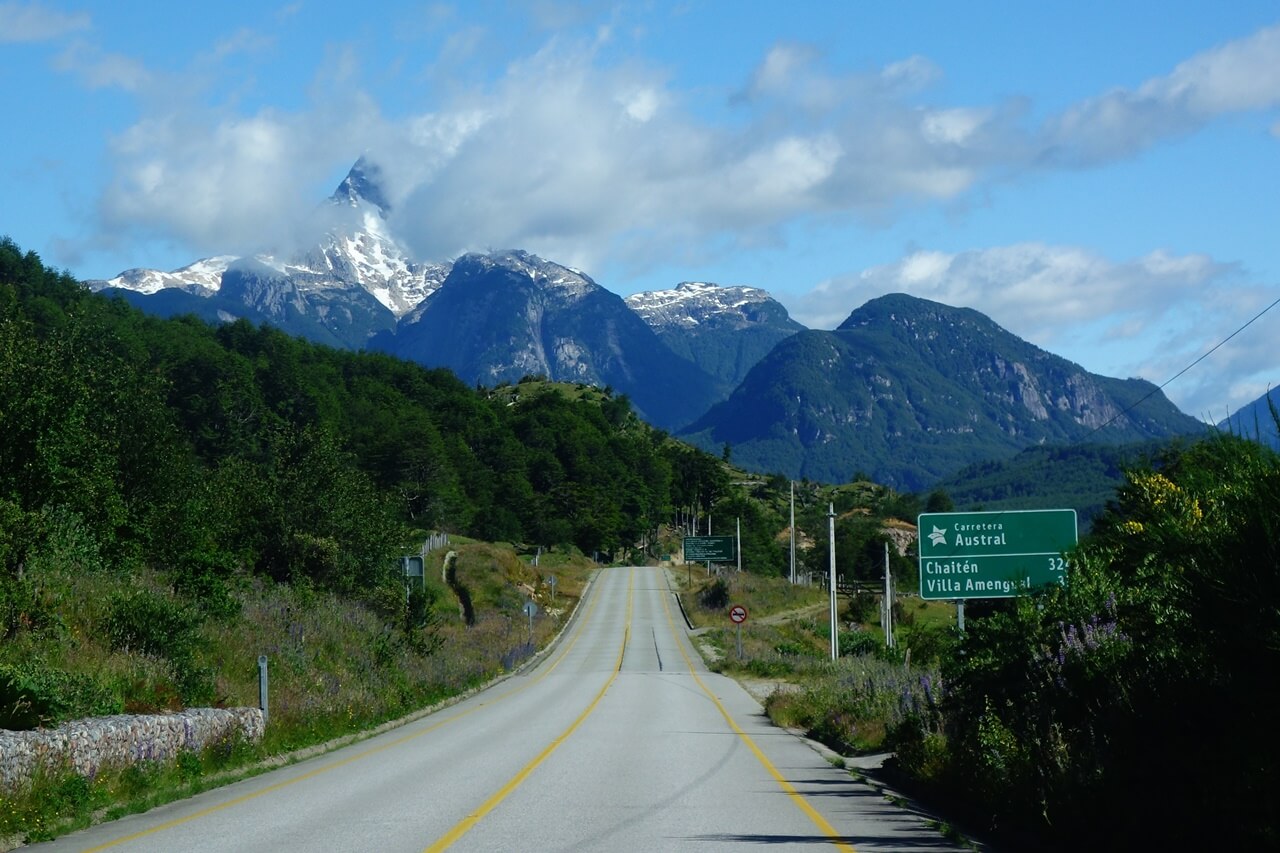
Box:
883;541;894;650
828;502;838;661
789;481;796;584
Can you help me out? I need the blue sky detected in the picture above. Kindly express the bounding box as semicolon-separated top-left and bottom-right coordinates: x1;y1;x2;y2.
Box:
3;1;1279;421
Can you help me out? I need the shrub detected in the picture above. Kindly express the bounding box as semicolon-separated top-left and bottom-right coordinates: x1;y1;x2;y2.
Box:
104;587;215;705
171;548;242;620
0;661;120;729
0;571;58;640
698;578;729;610
773;639;817;658
104;587;202;661
844;592;877;623
838;630;878;657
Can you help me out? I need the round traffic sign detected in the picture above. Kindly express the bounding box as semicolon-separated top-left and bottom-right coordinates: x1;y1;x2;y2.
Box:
729;604;748;624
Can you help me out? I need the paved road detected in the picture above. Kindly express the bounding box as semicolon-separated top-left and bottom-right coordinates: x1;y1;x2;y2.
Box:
35;567;967;852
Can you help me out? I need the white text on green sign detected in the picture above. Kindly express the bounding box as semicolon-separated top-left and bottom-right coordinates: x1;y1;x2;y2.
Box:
683;536;735;562
917;509;1078;600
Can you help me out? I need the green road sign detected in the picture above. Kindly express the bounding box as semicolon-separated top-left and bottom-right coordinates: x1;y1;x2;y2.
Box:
917;509;1078;600
683;535;735;562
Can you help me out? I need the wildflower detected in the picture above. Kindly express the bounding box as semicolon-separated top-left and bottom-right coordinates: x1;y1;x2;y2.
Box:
1133;472;1180;507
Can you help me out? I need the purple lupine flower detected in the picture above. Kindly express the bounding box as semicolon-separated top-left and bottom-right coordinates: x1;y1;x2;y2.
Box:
1084;623;1100;651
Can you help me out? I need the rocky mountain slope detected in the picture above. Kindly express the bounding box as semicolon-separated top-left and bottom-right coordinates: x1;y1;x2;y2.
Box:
371;251;719;431
625;282;804;394
679;293;1207;490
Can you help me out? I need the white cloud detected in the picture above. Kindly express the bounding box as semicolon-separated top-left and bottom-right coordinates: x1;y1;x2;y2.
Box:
210;27;275;62
52;40;150;91
98;97;387;257
921;107;991;145
879;55;942;93
743;43;820;100
793;243;1234;335
368;41;1008;270
0;1;88;43
1143;23;1280;114
619;86;660;122
1043;24;1280;164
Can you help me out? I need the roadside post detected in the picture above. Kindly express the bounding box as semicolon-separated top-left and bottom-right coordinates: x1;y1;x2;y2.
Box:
883;542;894;650
257;655;269;723
523;600;537;643
789;481;796;584
402;554;425;602
827;503;838;661
549;574;557;604
730;604;748;659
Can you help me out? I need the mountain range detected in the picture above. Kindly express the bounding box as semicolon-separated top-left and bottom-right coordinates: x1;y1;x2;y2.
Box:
677;293;1205;490
366;251;722;430
88;158;1221;490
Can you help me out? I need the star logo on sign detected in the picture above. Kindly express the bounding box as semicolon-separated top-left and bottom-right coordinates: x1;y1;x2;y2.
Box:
928;526;948;547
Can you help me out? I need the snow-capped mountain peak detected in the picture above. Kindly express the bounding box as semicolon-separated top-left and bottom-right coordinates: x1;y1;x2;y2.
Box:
624;281;777;328
89;256;237;296
87;160;449;319
449;250;600;301
332;155;392;216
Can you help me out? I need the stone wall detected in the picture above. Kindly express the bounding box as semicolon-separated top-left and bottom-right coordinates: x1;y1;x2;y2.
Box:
0;707;264;790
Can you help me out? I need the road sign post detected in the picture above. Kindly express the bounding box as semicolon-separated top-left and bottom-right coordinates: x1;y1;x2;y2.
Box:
729;605;748;658
257;655;269;723
918;509;1078;600
523;600;537;642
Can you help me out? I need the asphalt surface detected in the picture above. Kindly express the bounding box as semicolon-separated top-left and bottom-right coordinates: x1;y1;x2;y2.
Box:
31;567;969;852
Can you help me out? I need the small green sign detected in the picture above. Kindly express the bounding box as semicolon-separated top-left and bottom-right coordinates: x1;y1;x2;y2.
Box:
402;556;425;578
684;535;735;562
917;509;1077;600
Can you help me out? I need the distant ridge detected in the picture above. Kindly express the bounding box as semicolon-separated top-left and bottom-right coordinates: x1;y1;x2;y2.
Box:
679;293;1207;490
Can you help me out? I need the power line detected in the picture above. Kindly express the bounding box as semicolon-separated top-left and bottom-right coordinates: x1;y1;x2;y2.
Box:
1091;292;1280;435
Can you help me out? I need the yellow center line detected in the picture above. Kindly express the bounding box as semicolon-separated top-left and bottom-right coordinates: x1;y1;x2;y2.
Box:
424;568;635;852
81;572;608;853
656;567;858;853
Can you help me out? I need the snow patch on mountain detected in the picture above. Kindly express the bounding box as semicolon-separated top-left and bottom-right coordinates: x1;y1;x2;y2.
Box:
625;281;777;328
455;250;600;300
87;207;448;318
89;256;236;296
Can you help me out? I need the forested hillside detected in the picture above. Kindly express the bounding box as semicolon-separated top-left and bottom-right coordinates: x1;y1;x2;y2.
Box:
932;439;1182;529
1;236;734;585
